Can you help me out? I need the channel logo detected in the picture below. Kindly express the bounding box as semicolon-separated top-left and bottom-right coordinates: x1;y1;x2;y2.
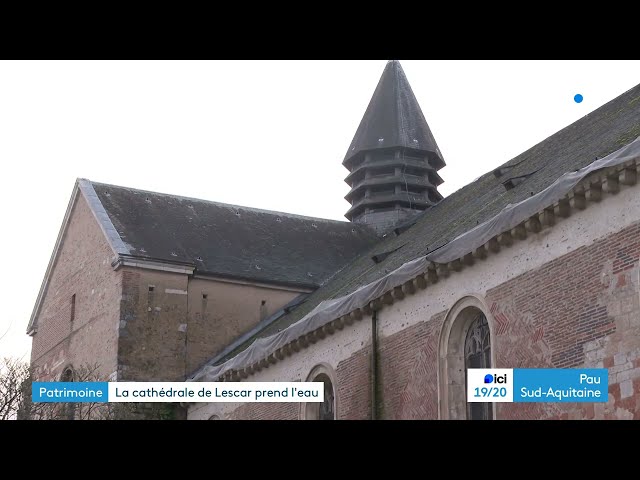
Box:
468;369;513;403
468;368;609;404
484;373;508;384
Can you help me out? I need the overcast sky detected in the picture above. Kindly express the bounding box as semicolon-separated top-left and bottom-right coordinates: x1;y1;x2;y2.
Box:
1;60;639;361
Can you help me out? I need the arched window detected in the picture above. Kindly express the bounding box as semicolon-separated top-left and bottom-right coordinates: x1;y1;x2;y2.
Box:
60;366;74;382
464;313;492;420
302;364;337;420
316;373;335;420
59;365;76;420
439;296;495;420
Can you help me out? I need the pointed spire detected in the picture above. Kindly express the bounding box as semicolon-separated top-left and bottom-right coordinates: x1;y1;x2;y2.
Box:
342;61;446;234
344;60;444;168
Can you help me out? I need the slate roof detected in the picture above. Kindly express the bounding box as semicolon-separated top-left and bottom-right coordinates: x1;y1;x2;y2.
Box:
212;79;640;365
90;182;379;288
343;60;445;169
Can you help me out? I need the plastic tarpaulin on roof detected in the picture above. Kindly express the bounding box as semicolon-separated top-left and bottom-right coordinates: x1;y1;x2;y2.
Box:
191;136;640;382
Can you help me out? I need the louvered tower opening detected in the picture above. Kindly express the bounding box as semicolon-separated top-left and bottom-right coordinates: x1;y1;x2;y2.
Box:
343;61;446;235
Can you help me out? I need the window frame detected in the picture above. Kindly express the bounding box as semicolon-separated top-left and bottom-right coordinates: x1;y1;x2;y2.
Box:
438;295;496;420
300;363;338;420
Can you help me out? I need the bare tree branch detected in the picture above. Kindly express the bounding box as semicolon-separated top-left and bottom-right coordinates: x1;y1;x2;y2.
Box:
2;358;180;420
0;357;30;420
0;319;13;344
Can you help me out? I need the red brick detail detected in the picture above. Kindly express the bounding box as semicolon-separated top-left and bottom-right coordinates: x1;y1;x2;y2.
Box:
532;326;544;343
616;274;627;287
487;221;640;419
487;223;640;371
336;346;372;420
228;402;298;420
224;221;640;420
613;243;639;274
377;316;443;419
490;302;510;335
499;400;564;420
609;383;621;403
617;396;635;412
583;403;594;420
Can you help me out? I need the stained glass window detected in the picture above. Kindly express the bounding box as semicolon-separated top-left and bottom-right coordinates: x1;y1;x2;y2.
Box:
464;313;492;420
316;373;335;420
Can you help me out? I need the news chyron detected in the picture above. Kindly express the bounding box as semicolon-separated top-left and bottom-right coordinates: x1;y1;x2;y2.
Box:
467;368;608;403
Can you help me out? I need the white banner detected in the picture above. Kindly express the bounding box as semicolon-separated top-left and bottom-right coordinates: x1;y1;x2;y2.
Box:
107;382;324;402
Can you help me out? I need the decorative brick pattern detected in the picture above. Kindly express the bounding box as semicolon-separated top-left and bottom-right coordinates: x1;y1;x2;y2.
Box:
378;316;443;420
220;221;639;420
227;402;298;420
336;346;372;420
491;221;640;419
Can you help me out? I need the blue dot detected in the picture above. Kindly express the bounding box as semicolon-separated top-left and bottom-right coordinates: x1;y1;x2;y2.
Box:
484;374;494;384
574;94;583;103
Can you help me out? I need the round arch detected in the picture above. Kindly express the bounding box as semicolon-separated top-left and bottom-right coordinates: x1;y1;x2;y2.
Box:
300;363;338;420
59;364;75;382
437;295;497;420
58;364;76;420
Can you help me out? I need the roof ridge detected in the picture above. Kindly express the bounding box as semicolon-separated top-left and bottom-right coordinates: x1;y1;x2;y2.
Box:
495;81;640;173
87;179;371;226
435;82;640;201
191;140;640;382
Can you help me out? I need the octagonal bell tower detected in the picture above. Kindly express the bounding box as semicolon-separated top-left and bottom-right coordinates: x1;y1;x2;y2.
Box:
343;60;445;235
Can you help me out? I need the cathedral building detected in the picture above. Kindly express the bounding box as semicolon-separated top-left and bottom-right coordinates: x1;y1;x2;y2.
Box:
28;61;640;420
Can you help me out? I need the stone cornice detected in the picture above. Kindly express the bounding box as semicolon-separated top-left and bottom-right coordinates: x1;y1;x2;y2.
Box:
200;156;640;382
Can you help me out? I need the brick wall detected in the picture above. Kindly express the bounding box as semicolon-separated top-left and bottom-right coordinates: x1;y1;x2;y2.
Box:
336;345;372;420
490;221;640;420
197;218;640;420
117;271;302;382
32;191;304;385
377;314;444;420
118;268;189;381
345;220;640;420
227;402;298;420
30;192;121;382
186;278;301;375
